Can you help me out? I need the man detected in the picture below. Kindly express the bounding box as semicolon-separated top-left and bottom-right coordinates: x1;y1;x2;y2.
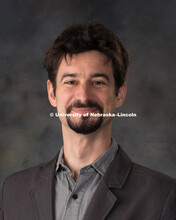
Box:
0;22;176;220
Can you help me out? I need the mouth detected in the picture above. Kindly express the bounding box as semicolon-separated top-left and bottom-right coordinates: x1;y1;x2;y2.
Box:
66;99;103;116
71;107;99;115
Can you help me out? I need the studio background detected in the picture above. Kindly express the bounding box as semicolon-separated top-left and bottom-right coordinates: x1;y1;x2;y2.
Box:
0;0;176;184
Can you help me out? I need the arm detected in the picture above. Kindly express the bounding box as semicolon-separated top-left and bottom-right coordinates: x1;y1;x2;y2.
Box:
160;185;176;220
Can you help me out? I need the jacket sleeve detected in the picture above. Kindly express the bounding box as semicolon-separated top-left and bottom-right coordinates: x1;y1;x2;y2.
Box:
0;183;4;220
160;185;176;220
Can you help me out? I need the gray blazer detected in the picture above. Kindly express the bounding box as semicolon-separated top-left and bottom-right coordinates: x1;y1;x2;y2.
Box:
0;146;176;220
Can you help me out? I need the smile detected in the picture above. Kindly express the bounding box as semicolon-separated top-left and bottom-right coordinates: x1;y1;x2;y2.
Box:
71;107;99;114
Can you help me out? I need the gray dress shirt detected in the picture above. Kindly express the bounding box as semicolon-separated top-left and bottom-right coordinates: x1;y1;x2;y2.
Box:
55;138;118;220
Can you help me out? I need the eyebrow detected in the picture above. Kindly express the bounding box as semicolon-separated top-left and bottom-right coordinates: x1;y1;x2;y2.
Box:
61;73;77;82
60;73;110;82
91;73;110;82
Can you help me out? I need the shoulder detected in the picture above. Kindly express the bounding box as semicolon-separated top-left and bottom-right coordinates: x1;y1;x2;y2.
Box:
126;160;176;207
131;163;176;218
117;145;176;186
105;146;176;219
132;162;176;182
1;154;58;191
109;145;176;198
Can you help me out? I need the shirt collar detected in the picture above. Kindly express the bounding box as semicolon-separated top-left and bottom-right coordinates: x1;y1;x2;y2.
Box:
91;138;118;175
56;138;118;176
55;147;65;172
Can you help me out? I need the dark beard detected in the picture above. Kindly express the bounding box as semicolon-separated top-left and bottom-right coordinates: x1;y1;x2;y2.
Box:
66;100;103;134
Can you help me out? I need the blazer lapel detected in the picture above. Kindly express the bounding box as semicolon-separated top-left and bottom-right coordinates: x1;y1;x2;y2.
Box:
83;179;118;220
29;155;58;220
83;146;132;220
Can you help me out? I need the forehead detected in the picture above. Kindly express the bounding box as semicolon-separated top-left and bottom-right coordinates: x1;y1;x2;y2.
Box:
57;50;113;76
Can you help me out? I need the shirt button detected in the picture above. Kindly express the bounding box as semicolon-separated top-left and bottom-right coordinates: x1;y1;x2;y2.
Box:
72;194;78;200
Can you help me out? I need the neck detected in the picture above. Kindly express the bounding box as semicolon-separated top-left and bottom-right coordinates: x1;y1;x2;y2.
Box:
61;124;112;181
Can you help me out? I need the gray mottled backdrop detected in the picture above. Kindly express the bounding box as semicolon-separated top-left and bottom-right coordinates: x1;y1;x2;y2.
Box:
0;0;176;184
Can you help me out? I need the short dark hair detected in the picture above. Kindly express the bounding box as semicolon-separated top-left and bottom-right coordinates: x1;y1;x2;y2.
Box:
43;22;129;96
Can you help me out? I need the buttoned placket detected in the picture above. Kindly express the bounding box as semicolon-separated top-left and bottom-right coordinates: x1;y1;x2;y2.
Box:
61;165;96;220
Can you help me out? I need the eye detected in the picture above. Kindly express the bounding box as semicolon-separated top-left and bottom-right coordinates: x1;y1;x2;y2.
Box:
64;81;77;85
93;81;106;85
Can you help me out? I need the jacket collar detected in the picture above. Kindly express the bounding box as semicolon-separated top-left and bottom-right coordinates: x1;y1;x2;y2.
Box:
103;145;133;188
30;154;59;220
83;146;133;220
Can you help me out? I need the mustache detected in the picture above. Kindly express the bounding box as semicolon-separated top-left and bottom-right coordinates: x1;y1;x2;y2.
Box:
66;99;103;114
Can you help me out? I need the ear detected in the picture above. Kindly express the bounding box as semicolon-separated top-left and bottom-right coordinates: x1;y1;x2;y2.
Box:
47;80;57;107
115;83;127;108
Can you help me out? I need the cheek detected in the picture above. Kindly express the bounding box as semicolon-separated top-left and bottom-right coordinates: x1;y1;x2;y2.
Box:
55;90;73;113
99;91;116;108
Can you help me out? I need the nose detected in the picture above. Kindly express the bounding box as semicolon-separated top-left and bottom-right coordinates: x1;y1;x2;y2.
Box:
75;83;91;102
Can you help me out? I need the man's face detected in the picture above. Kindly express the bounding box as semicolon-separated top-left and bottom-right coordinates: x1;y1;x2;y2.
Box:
47;50;126;134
